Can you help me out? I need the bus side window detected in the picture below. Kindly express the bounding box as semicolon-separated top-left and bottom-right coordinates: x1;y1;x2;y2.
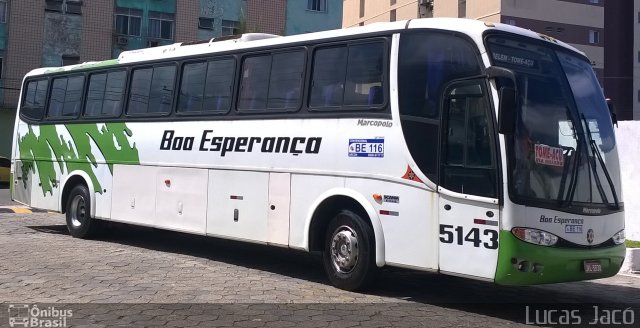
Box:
398;31;483;184
127;65;176;115
47;75;84;119
203;58;234;112
398;33;481;119
309;41;385;110
178;58;235;114
309;46;347;108
238;54;271;111
268;51;305;110
178;62;207;112
21;80;49;120
344;42;384;106
85;70;126;118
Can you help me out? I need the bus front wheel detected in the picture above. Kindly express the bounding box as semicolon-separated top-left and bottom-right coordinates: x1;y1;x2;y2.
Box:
65;184;100;239
322;210;377;291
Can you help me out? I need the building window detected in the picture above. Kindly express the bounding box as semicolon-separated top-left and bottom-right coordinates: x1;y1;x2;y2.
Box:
589;0;599;4
589;30;599;44
0;1;7;23
308;0;326;12
221;20;240;36
62;55;80;66
45;0;82;15
149;12;174;40
0;57;3;78
505;19;516;26
115;8;142;36
390;0;396;5
458;0;466;18
390;9;396;22
198;17;215;30
359;0;365;18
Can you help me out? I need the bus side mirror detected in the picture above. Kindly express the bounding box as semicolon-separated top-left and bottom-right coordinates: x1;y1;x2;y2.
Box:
498;87;517;135
606;98;618;127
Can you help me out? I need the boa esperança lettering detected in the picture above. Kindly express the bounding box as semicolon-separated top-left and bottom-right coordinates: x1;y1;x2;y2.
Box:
160;130;322;156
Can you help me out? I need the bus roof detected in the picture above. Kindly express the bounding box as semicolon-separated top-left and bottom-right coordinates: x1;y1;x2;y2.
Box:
25;17;583;78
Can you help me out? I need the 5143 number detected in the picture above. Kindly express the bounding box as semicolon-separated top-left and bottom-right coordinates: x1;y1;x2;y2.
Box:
439;224;498;250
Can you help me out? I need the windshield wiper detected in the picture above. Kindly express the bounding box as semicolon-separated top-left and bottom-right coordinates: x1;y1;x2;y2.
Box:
559;108;582;208
581;114;620;209
561;141;582;207
556;145;575;205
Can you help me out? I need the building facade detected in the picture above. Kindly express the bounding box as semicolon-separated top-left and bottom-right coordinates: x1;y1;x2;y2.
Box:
0;0;342;158
345;0;603;82
285;0;342;35
197;0;246;41
342;0;432;27
247;0;287;35
343;1;640;121
603;0;634;122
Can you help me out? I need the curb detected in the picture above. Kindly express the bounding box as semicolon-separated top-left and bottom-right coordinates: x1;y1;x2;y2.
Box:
0;206;49;214
621;248;640;273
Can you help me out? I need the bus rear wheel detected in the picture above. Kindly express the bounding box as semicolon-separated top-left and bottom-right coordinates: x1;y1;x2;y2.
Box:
65;184;100;239
322;210;377;291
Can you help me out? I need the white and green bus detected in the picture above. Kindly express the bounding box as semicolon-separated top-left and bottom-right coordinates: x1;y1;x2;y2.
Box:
10;18;625;290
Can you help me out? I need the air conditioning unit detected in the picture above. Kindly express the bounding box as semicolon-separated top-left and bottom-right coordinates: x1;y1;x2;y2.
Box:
116;36;129;46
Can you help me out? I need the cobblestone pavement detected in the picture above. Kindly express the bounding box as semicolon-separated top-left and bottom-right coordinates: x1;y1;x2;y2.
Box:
0;189;14;206
0;212;639;327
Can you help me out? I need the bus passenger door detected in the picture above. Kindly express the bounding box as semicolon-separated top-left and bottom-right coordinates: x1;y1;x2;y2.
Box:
437;80;501;280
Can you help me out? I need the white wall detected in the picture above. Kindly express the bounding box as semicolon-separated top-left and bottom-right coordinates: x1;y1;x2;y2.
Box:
615;121;640;241
634;1;640;120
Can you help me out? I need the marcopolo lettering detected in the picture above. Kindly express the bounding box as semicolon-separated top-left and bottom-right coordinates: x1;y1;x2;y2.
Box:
357;119;393;127
161;130;322;156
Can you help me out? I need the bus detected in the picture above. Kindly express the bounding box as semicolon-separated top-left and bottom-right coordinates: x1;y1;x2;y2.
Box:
10;18;625;291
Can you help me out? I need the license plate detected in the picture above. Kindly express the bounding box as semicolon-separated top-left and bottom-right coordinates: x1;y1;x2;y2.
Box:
565;225;583;233
584;260;602;273
348;139;384;158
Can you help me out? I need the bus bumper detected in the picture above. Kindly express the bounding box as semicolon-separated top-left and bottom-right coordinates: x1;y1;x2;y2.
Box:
495;231;626;285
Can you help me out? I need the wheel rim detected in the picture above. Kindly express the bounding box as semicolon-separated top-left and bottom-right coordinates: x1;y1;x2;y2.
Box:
70;194;86;228
330;225;359;274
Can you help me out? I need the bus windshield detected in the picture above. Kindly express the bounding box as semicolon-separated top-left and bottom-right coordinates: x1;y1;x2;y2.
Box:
487;36;621;210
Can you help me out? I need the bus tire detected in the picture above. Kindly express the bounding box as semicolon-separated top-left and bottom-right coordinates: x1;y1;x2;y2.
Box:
65;184;100;239
323;210;377;291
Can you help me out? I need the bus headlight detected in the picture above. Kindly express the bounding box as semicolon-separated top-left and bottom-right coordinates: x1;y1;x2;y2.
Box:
612;230;625;245
512;227;558;246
